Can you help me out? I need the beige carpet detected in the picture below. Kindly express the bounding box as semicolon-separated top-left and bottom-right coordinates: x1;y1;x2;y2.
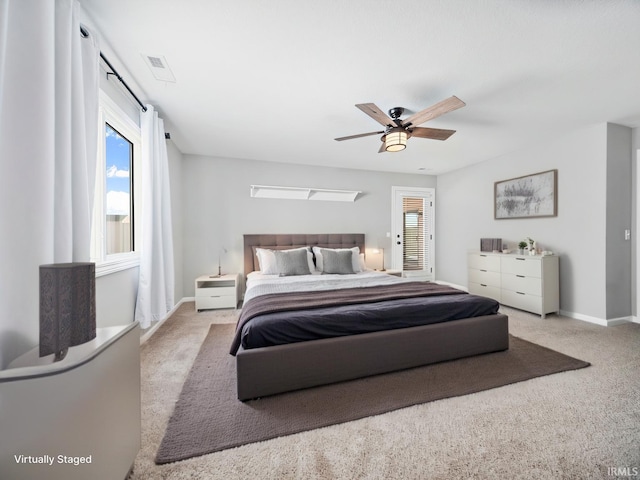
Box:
134;303;640;479
156;325;588;464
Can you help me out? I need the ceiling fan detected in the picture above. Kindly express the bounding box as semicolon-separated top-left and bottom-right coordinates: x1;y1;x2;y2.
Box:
335;96;466;153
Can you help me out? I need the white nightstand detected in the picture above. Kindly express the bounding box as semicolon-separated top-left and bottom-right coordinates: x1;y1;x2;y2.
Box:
195;273;239;311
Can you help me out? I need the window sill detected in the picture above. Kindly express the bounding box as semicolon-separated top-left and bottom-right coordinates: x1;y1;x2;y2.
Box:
95;254;140;277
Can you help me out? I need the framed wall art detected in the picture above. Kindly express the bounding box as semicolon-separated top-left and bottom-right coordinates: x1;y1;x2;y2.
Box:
494;169;557;219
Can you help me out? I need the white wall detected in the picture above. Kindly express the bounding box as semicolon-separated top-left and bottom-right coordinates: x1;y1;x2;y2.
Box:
632;126;640;318
95;268;139;328
437;122;633;323
180;155;435;296
605;124;632;319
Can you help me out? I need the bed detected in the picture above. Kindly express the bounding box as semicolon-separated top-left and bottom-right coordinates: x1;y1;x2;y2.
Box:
234;233;508;401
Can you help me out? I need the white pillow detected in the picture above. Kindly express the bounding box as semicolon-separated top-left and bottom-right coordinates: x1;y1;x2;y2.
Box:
255;248;276;274
312;246;362;273
256;247;314;274
359;253;366;271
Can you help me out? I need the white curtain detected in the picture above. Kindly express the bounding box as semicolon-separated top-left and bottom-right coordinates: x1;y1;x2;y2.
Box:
0;0;99;366
134;105;175;329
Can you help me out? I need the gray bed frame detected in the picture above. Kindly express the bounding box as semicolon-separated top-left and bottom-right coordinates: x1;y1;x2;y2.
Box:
236;234;509;401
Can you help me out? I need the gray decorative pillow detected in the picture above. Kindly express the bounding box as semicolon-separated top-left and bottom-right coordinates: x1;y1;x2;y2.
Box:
274;249;311;276
320;249;355;274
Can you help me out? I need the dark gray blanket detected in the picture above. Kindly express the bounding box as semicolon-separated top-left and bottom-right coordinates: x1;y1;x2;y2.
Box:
230;282;499;355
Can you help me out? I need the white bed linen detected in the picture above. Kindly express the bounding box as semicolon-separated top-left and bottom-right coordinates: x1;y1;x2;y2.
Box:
244;271;407;304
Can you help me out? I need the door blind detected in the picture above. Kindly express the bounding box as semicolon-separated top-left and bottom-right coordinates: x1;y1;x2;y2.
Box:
402;197;429;271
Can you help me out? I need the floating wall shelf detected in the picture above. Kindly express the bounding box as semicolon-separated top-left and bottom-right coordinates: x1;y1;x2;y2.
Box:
250;185;361;202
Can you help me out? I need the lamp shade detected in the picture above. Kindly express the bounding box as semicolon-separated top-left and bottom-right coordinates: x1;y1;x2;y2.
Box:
39;263;96;360
385;129;407;152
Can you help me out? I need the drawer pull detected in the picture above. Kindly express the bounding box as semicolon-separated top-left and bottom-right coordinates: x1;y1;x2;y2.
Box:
516;275;525;278
480;254;487;257
516;258;526;261
516;292;526;295
480;269;487;272
480;284;487;287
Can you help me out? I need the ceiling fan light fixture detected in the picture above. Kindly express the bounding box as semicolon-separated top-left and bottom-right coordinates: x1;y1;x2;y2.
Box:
385;130;407;152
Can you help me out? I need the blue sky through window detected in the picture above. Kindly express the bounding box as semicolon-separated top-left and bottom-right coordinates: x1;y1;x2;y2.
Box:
105;124;131;216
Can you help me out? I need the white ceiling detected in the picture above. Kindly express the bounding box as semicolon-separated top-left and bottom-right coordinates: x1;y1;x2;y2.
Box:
80;0;640;175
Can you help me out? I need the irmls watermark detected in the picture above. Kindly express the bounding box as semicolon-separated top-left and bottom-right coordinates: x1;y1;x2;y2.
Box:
14;454;93;466
608;466;639;477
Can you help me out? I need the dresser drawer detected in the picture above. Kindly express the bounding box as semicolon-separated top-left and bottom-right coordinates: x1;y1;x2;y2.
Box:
468;254;501;272
501;256;542;277
501;273;541;296
469;269;501;287
501;289;542;315
468;282;501;302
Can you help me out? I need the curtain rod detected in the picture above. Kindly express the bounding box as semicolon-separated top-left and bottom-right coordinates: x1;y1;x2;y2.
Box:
80;26;147;112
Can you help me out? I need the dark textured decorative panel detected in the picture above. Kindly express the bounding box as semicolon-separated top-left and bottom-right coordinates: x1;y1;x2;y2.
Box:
480;238;502;252
39;263;96;358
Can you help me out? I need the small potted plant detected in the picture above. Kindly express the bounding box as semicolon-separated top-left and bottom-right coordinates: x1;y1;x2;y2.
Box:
526;237;536;256
518;241;527;255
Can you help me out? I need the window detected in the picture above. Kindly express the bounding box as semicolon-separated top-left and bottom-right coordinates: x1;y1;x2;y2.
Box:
91;91;141;276
105;123;133;255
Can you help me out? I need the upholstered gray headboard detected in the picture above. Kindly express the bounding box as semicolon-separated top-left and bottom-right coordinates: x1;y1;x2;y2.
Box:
243;234;365;277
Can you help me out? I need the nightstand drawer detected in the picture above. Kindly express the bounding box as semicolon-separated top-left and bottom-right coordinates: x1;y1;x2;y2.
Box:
196;296;236;310
195;286;236;297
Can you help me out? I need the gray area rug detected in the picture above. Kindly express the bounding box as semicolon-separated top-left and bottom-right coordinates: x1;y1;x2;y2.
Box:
156;323;589;465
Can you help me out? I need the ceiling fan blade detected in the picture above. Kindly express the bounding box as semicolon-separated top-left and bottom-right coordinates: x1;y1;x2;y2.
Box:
402;96;466;128
355;103;396;127
378;141;387;153
409;127;457;141
334;130;384;141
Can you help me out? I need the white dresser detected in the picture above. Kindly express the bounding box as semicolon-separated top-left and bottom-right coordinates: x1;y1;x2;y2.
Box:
468;252;559;318
195;273;239;311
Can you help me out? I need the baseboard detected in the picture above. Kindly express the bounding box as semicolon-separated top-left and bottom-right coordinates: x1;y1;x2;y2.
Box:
559;310;632;327
140;298;189;345
605;316;634;326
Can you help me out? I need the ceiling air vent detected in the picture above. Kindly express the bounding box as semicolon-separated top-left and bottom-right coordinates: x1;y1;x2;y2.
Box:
148;56;164;68
142;54;176;82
